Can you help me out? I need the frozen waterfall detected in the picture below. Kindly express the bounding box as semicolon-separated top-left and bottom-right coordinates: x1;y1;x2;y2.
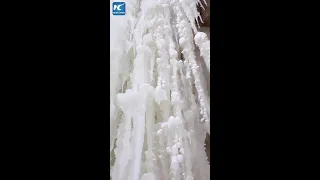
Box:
110;0;210;179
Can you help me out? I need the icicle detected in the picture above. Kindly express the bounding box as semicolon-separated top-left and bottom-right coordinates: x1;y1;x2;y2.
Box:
195;32;210;72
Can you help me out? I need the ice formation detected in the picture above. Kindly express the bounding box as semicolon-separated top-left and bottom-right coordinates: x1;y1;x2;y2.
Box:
110;0;210;179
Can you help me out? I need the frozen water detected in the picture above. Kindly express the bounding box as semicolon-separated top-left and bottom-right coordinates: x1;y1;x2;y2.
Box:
110;0;210;179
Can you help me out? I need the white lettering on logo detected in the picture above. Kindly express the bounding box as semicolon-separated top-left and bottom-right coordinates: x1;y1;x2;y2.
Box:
113;3;125;11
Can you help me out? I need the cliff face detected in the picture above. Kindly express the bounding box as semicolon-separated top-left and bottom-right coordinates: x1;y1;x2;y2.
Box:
199;0;210;27
198;0;211;163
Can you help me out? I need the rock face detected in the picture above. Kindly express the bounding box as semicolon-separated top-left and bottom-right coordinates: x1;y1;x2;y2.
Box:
199;0;210;27
198;0;210;163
